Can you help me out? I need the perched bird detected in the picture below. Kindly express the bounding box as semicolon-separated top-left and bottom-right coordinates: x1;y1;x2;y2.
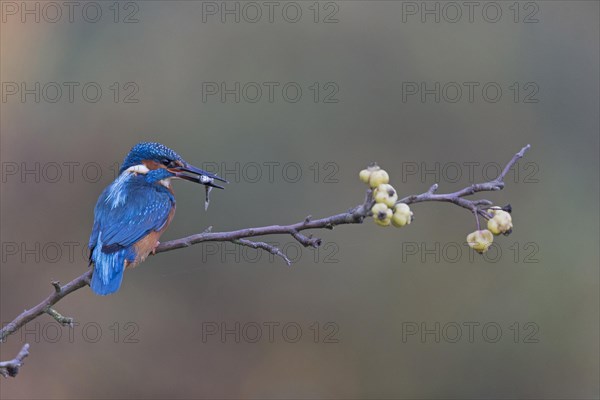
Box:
88;142;227;295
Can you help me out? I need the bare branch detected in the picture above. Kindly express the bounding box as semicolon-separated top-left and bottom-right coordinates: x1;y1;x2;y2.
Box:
0;344;30;378
498;144;531;182
0;273;91;342
0;145;531;377
399;144;531;219
51;281;61;293
45;307;74;327
234;239;292;266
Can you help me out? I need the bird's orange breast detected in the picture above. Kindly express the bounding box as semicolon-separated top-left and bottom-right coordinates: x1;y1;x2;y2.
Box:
127;205;176;268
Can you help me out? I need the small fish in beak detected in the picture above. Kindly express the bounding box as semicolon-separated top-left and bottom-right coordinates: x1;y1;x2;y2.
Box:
169;163;227;210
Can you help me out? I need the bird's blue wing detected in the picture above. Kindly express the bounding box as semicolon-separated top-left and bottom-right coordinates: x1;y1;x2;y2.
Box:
88;185;110;260
91;181;174;254
88;218;101;264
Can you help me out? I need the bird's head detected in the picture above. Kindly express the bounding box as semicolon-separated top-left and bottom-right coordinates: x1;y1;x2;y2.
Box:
121;142;227;189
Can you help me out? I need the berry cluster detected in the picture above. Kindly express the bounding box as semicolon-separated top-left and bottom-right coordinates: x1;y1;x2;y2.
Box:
360;164;515;255
466;208;513;254
359;165;413;228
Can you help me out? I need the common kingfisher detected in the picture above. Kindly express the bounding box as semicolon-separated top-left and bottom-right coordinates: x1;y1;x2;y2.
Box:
88;142;227;295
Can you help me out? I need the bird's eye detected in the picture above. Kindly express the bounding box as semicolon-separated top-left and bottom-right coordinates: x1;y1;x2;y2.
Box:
161;159;171;166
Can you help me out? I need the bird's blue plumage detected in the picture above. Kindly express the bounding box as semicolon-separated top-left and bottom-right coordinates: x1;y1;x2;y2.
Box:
89;142;227;296
89;169;175;295
90;238;131;295
120;142;183;173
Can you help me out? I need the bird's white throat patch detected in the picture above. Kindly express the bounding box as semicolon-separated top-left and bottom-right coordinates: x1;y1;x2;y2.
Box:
125;164;171;187
124;164;172;188
125;164;150;174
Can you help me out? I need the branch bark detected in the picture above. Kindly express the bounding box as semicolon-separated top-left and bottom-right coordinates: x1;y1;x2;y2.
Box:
0;144;531;376
0;344;30;378
398;144;530;220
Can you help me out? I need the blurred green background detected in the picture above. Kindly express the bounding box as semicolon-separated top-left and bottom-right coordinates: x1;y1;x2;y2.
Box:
1;1;598;399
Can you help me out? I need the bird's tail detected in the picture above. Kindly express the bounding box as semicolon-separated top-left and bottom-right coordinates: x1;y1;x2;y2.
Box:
90;242;128;296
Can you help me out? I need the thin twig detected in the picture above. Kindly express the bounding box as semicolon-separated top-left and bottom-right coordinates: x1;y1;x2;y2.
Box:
234;239;292;266
0;344;30;378
399;144;531;220
0;273;91;343
44;307;74;327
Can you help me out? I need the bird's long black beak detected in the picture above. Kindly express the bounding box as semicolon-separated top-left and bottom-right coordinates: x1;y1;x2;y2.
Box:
171;164;228;189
